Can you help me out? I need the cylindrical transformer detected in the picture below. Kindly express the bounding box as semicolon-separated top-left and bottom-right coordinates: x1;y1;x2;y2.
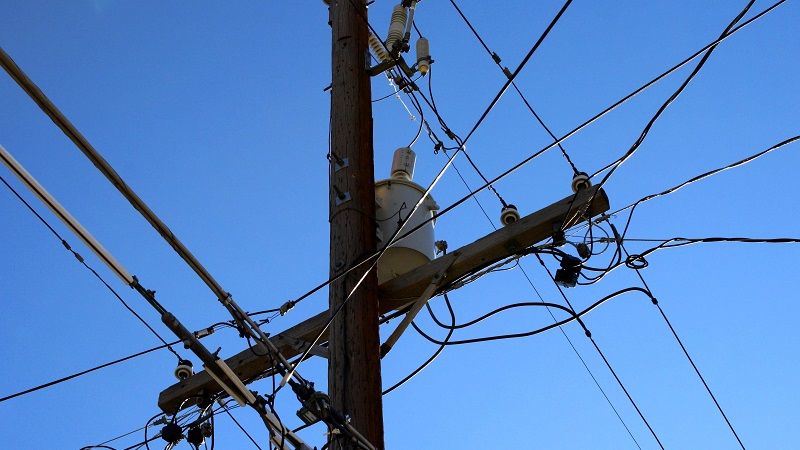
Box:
375;149;438;284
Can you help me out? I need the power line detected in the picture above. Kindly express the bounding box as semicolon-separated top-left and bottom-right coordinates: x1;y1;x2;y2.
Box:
591;0;757;189
610;135;800;240
448;0;580;175
0;340;180;404
0;172;183;361
618;241;747;449
534;252;664;448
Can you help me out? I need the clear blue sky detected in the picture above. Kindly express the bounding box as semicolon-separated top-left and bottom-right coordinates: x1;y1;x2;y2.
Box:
1;1;798;449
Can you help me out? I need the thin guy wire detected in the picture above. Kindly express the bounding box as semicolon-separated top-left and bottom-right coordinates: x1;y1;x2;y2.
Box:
223;403;264;450
535;253;664;449
0;173;183;360
620;242;747;449
518;265;642;449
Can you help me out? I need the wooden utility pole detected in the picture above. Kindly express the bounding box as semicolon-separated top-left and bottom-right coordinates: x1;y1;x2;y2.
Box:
328;1;384;449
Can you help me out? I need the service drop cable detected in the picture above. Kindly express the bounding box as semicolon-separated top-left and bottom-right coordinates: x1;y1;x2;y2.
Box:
591;0;756;189
612;135;800;240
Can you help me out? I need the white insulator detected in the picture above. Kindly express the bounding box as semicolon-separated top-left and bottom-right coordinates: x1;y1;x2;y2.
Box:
416;37;430;75
391;147;416;181
369;34;389;62
571;172;591;193
500;204;520;227
385;4;407;53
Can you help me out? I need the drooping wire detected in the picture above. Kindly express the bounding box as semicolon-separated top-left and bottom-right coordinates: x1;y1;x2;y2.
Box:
411;287;655;346
382;293;456;395
0;173;183;361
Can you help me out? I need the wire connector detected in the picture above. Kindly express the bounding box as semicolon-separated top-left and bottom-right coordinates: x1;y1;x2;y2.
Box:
554;255;581;288
280;300;296;316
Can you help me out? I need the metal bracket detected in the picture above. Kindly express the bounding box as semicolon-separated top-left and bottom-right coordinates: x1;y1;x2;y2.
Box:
380;253;459;357
333;157;349;172
335;191;351;206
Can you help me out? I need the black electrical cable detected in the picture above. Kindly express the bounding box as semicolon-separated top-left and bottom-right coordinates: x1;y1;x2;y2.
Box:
382;292;456;395
459;0;574;147
591;0;756;190
222;403;264;450
589;236;800;280
448;0;580;175
587;334;665;450
412;287;652;346
617;240;747;448
0;173;183;361
536;257;665;449
615;135;800;242
0;339;181;404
